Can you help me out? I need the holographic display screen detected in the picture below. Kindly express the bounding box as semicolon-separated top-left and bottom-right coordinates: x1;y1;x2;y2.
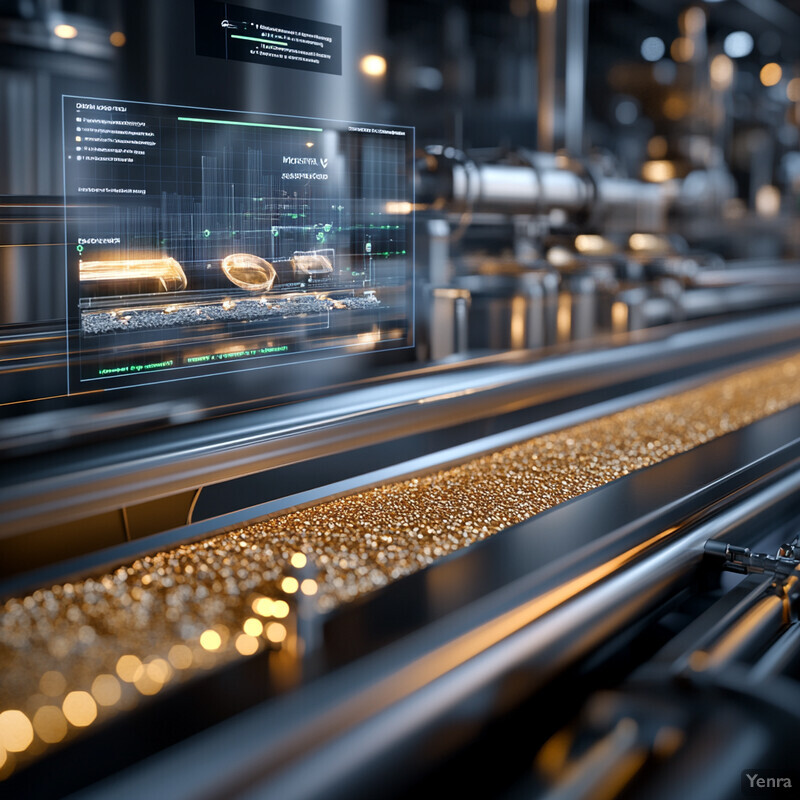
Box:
62;96;414;391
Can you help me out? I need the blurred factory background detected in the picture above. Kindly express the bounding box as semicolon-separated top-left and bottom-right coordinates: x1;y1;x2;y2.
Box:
3;1;800;798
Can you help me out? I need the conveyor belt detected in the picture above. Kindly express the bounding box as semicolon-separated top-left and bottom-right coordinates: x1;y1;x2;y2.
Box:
5;308;800;544
3;349;800;783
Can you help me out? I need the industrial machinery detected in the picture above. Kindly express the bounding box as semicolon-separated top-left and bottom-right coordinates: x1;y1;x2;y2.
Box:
3;1;800;799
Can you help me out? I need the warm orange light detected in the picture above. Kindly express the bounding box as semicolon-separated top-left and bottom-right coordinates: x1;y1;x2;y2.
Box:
235;634;259;655
252;597;275;617
574;234;614;254
265;622;287;643
290;552;307;569
54;24;78;39
79;257;187;293
536;0;557;12
662;95;688;120
670;37;694;63
200;629;222;651
115;654;143;683
39;670;67;697
109;31;126;47
145;658;171;684
360;54;386;77
647;136;668;159
168;644;193;669
546;246;572;268
629;233;669;252
612;301;629;334
385;201;413;215
272;600;290;618
91;674;122;706
556;293;571;343
133;671;162;696
243;617;264;636
281;576;299;594
680;7;705;35
760;62;782;87
62;691;97;727
126;658;171;696
300;579;318;596
710;54;734;91
32;706;68;744
641;160;676;183
0;710;34;752
536;728;573;778
755;185;781;217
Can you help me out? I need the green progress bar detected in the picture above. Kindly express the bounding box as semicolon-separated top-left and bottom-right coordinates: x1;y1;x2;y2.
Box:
178;117;322;132
231;34;287;46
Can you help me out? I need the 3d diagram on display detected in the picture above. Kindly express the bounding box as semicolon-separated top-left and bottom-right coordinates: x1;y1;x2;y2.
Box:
220;253;277;291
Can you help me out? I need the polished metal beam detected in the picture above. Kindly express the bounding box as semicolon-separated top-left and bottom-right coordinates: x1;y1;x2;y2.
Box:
2;310;800;540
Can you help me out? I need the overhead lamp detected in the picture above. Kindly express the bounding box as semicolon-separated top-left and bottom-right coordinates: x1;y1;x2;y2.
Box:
359;54;387;77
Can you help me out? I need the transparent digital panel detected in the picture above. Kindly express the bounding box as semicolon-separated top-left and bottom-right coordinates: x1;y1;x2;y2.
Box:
63;96;414;391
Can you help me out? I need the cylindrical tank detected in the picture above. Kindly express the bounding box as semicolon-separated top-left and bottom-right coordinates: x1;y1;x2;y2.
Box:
118;0;383;123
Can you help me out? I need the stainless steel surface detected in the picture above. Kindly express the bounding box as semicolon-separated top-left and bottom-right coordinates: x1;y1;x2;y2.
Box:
0;363;748;599
65;432;800;800
564;0;588;157
3;1;800;795
4;310;800;540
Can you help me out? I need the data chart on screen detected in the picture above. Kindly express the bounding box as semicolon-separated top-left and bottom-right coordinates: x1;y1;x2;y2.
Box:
62;96;414;391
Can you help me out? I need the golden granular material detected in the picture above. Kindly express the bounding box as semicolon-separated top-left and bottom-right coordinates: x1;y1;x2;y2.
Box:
2;352;800;776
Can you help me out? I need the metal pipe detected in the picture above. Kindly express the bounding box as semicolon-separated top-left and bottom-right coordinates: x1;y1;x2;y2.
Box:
750;622;800;680
564;0;588;156
700;594;787;669
430;156;665;228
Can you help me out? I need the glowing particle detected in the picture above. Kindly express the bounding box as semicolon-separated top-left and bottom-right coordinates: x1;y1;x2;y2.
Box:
760;62;782;87
32;706;68;743
243;617;264;636
168;644;193;669
0;710;34;752
235;634;259;656
265;622;287;643
252;597;274;617
91;674;122;707
62;692;97;727
272;600;290;618
290;552;307;569
39;670;67;698
116;654;143;683
200;629;222;651
145;658;172;684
